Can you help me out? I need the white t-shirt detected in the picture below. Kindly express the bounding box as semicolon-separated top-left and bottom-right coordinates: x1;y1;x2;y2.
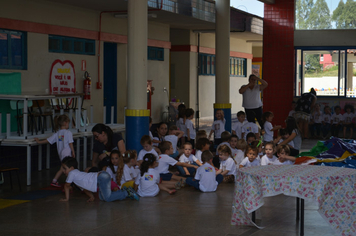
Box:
176;118;187;137
106;165;118;183
343;112;354;124
155;154;178;174
120;164;138;186
135;168;160;197
195;150;202;163
194;163;218;192
242;84;263;109
273;159;294;165
47;129;74;160
212;119;226;139
234;149;245;165
240;157;260;167
232;120;247;139
66;169;98;192
312;111;323;123
149;131;154;140
185;119;196;139
322;113;331;124
219;157;237;176
260;154;278;166
164;135;179;153
137;148;159;162
242;122;259;139
263;121;273;142
216;142;231;155
331;113;344;124
278;138;294;148
179;154;197;164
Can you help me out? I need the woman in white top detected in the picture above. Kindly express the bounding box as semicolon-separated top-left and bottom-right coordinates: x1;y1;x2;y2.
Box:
239;74;268;128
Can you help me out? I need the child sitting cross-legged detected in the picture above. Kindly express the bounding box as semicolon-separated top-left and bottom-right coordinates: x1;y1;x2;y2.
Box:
177;143;202;176
186;150;224;192
135;153;177;196
260;142;278;165
116;150;139;190
155;141;198;188
60;157;139;202
195;137;211;164
137;135;159;166
216;144;237;183
273;145;296;165
239;145;260;168
164;125;184;159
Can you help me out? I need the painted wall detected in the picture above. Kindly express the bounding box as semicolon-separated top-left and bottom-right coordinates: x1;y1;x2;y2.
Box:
252;46;263;58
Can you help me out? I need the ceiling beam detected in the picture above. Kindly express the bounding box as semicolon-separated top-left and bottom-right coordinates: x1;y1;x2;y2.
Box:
258;0;275;4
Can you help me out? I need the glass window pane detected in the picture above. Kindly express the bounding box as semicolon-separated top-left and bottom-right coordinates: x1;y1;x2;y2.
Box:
202;55;206;74
0;33;8;66
11;33;22;67
62;39;72;52
211;56;215;74
207;56;211;74
234;59;237;75
346;49;356;97
157;49;163;60
85;41;94;54
74;40;83;53
230;58;232;74
238;59;242;75
49;37;60;51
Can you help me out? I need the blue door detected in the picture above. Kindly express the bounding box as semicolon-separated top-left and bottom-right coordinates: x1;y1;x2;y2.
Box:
104;42;117;123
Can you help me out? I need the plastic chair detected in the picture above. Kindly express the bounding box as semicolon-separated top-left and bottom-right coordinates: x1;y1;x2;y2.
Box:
10;100;34;136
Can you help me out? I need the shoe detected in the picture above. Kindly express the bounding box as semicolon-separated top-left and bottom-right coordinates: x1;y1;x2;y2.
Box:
51;181;61;188
175;181;181;190
125;187;140;201
180;178;186;188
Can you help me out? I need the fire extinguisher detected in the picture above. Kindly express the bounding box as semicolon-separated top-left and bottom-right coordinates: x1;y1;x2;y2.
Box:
83;71;91;100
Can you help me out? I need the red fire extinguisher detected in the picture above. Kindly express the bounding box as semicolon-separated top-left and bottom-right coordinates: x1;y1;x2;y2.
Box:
83;71;91;100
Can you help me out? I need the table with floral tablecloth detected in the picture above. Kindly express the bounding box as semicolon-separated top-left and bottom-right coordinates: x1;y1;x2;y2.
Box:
231;165;356;236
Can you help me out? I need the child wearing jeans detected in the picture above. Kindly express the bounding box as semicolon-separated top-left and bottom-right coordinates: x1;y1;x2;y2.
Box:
60;157;139;202
34;114;75;187
186;150;224;192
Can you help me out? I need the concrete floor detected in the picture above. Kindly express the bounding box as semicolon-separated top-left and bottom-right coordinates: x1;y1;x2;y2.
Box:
0;139;336;236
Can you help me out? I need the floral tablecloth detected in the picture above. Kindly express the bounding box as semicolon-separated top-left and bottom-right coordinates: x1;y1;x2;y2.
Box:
231;165;356;236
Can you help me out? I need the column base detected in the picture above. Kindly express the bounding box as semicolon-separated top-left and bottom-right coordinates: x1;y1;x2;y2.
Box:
214;103;231;133
125;109;150;152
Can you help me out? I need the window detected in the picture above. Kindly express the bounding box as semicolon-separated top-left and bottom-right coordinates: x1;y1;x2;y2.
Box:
48;35;95;55
199;54;247;76
230;57;247;77
295;47;356;97
148;47;164;61
0;29;27;70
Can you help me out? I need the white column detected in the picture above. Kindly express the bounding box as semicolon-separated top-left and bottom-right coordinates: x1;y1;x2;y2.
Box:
127;0;147;110
215;0;230;104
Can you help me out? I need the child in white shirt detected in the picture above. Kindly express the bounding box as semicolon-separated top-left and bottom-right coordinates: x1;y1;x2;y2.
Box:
116;150;139;189
331;105;344;138
215;131;232;155
135;153;176;196
186;150;224;192
232;111;247;139
260;142;278;165
262;111;281;142
229;134;239;160
242;113;260;140
178;143;202;176
137;135;159;165
195;137;211;164
321;106;332;139
274;145;296;165
185;108;196;148
343;104;354;139
275;128;294;149
208;109;226;146
60;157;139;202
164;125;184;159
105;150;122;191
239;146;260;168
34;114;75;187
216;144;237;183
234;139;247;166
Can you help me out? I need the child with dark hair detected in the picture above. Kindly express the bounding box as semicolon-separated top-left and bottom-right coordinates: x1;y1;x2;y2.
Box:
195;137;211;163
186;151;224;192
234;139;247;165
135;154;176;196
274;145;296;165
60;157;139;202
178;142;201;176
164;125;184;158
275;128;294;149
116;150;139;189
232;111;247;139
241;111;260;140
239;146;260;168
343;104;354;139
309;103;322;139
185;108;196;148
245;132;257;145
153;122;168;147
176;104;187;145
331;105;344;137
215;131;232;155
196;130;207;143
262;111;281;142
216;144;236;183
229;134;239;160
138;135;159;165
105;150;122;191
261;142;277;165
321;106;332;139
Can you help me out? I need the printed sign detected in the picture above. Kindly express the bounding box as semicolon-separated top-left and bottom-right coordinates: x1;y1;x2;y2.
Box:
50;59;76;94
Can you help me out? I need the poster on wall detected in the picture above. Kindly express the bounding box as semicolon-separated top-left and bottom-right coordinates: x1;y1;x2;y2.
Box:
252;63;262;78
50;59;76;94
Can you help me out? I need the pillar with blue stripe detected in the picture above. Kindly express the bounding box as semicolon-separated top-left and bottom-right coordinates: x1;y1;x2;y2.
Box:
214;103;231;133
125;109;150;152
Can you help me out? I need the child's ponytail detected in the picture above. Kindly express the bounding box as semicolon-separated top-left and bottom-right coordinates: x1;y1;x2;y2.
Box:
140;154;156;176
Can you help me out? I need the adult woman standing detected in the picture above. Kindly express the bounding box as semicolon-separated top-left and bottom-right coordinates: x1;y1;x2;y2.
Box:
239;74;268;128
92;123;126;167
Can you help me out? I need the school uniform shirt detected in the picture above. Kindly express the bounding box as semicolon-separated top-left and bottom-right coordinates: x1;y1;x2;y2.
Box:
273;159;294;165
322;113;331;124
185;119;196;139
292;129;302;151
194;163;218;192
178;154;197;164
331;113;344;124
66;169;98;192
216;142;231;155
195;150;202;163
47;129;74;160
212;119;226;139
120;164;138;186
231;147;238;160
260;155;278;166
164;135;179;153
242;122;259;139
312;111;323;124
240;157;260;167
278;139;295;148
232;120;247;139
149;131;154;140
176;118;187;137
219;157;237;176
343;112;354;124
137;148;159;162
234;149;245;165
106;165;118;183
155;154;178;174
135;168;160;197
263;121;274;142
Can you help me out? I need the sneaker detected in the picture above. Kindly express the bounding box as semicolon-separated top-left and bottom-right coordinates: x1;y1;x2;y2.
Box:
51;181;61;188
125;187;140;201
